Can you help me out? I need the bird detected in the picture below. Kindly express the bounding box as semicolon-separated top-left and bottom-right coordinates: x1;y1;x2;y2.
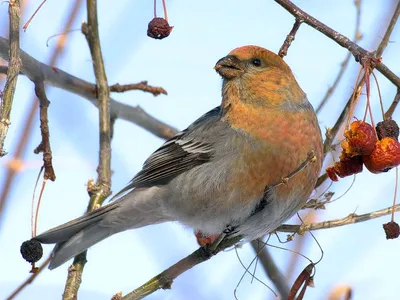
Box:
34;45;323;270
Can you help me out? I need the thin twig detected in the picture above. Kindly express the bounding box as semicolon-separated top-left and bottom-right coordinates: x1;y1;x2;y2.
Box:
23;0;47;31
110;81;167;97
0;0;21;157
274;0;400;89
33;82;56;181
375;0;400;57
250;240;289;299
62;1;111;299
385;89;400;119
6;254;52;300
0;37;178;139
275;0;369;61
277;204;400;234
278;20;302;58
315;0;362;114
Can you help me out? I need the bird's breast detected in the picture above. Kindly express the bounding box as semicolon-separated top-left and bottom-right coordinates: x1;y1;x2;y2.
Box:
225;102;323;208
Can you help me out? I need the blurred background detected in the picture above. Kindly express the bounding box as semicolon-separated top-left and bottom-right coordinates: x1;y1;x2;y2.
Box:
1;0;399;299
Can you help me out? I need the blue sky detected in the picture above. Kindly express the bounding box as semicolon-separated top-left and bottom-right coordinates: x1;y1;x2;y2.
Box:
1;0;400;299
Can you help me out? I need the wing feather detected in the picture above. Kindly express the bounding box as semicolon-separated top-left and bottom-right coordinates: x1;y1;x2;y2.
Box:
113;107;222;198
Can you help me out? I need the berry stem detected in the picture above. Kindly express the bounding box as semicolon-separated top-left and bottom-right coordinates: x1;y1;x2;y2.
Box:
153;0;157;18
31;167;44;238
362;67;370;122
363;66;378;139
392;167;398;222
346;67;364;129
34;180;47;237
370;70;385;120
162;0;168;22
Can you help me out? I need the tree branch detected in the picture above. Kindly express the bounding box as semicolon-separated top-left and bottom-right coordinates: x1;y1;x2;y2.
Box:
110;81;167;97
278;20;302;58
277;204;400;234
0;37;178;140
33;82;56;181
120;236;242;300
274;0;400;89
62;1;112;299
375;0;400;57
385;89;400;119
0;0;21;156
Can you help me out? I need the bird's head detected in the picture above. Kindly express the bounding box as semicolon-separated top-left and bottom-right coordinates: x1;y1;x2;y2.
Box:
215;45;307;109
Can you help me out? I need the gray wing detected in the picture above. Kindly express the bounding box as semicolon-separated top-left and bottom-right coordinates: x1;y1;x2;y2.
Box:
113;106;222;197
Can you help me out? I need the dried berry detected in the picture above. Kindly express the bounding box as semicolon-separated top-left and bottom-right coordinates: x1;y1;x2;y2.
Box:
383;221;400;239
326;166;339;182
20;239;43;263
326;151;363;181
342;121;377;156
363;137;400;173
147;17;173;40
376;119;399;141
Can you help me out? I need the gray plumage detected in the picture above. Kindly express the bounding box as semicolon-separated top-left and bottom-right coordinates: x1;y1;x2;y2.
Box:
35;106;255;269
34;46;323;271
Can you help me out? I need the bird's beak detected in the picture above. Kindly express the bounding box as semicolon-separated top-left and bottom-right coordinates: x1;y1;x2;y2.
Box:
214;55;243;79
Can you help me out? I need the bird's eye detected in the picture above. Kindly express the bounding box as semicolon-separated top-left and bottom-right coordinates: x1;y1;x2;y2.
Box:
251;58;262;67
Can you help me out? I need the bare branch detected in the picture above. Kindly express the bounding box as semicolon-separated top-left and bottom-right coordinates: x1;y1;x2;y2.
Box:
385;89;400;119
278;20;302;58
120;236;242;300
0;0;21;156
375;0;400;57
33;82;56;181
63;0;112;298
110;81;167;97
0;37;178;139
274;0;400;89
277;204;400;234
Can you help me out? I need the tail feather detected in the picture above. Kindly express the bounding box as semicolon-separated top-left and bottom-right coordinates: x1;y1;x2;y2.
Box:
33;187;169;269
34;201;120;244
48;222;116;269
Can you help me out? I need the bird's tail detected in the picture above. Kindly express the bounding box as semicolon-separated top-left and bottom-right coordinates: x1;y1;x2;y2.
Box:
34;188;168;269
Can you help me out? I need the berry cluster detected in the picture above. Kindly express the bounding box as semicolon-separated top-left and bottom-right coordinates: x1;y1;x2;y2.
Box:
327;119;400;181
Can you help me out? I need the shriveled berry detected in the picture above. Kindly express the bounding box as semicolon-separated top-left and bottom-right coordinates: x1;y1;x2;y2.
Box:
326;166;339;182
376;119;399;141
363;137;400;173
383;221;400;239
326;151;363;181
20;239;43;263
147;17;173;40
342;121;377;156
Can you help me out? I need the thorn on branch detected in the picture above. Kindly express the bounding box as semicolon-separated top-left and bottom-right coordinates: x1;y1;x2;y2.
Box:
109;81;167;97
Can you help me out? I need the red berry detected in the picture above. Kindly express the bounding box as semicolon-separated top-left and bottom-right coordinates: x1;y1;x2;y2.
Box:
363;137;400;173
342;121;377;156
